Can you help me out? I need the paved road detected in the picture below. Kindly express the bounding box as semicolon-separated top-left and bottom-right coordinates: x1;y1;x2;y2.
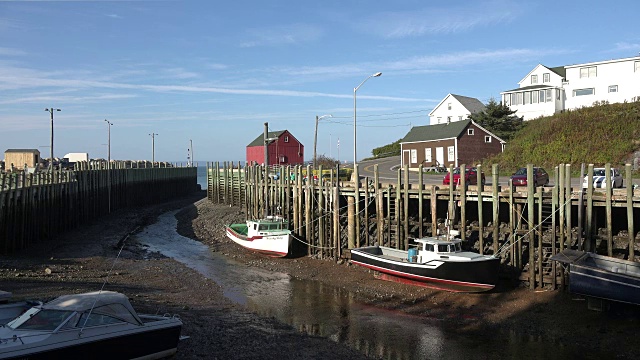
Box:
357;156;589;188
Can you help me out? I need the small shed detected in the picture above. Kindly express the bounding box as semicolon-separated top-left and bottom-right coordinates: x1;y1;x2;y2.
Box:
4;149;41;169
246;130;304;166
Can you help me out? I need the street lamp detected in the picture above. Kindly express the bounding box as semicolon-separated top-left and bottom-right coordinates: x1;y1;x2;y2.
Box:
313;114;332;169
353;72;381;169
105;119;113;164
44;107;61;171
149;133;158;165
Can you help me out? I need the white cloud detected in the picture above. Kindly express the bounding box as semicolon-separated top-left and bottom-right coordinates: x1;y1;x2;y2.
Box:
163;67;199;79
358;1;524;38
0;47;27;56
608;42;640;53
105;14;123;19
240;23;323;48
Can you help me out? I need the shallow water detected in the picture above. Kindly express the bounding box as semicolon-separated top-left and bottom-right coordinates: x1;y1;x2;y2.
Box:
136;210;604;360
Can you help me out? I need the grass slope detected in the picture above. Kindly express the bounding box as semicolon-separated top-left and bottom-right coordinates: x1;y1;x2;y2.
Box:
485;101;640;172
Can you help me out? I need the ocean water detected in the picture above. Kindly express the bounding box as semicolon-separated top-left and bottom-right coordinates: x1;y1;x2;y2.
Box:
197;165;207;189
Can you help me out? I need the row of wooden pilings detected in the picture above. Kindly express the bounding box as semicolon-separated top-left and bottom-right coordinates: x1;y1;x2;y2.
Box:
0;163;198;254
208;161;640;290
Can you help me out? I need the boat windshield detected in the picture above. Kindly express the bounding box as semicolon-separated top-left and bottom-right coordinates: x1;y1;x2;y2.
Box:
437;243;462;253
259;222;288;231
7;308;74;331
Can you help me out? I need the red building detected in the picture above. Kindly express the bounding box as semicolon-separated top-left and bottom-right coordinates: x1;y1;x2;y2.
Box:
246;130;304;166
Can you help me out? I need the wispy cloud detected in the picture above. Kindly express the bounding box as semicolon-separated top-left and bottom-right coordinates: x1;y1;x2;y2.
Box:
206;63;229;70
163;67;199;79
0;93;137;105
358;1;524;38
240;23;323;48
105;14;123;19
607;42;640;53
0;47;26;56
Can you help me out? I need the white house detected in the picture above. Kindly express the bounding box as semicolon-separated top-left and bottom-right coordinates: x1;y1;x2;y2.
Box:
501;56;640;120
429;94;485;125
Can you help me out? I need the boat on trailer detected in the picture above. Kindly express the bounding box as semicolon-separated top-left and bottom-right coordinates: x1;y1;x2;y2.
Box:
0;291;184;360
551;249;640;305
225;215;292;257
350;235;500;293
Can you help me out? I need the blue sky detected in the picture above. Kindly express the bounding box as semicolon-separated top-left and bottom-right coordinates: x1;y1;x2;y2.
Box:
1;0;639;164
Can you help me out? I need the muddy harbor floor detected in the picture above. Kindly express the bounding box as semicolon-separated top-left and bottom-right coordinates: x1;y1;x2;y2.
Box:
1;192;638;359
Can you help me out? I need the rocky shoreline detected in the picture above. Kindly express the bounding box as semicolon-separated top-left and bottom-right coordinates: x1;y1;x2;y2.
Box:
1;192;638;359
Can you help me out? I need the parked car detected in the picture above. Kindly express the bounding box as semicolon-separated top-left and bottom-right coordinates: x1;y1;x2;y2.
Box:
510;167;549;187
582;167;623;188
442;167;485;185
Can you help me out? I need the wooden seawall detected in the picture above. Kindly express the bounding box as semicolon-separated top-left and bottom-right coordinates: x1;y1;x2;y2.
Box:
208;161;640;290
0;162;197;254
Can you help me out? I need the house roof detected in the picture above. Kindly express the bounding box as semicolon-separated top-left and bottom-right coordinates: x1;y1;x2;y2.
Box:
429;93;485;116
501;84;555;93
401;119;506;144
549;66;566;78
4;149;40;154
247;130;286;147
401;119;472;143
451;94;485;114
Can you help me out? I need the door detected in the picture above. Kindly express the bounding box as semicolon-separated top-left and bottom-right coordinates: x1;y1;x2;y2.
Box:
436;147;444;167
402;150;410;167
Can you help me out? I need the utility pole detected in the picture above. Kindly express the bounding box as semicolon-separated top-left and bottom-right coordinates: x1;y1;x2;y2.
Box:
149;133;158;165
45;107;61;171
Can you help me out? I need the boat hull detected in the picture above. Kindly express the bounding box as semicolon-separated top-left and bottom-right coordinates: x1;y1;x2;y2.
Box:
225;224;291;257
350;246;500;292
0;322;182;360
567;253;640;305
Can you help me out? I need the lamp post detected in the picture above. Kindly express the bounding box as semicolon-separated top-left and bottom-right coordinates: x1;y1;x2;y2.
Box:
45;107;61;171
313;114;332;169
105;119;113;213
353;72;381;169
149;133;158;166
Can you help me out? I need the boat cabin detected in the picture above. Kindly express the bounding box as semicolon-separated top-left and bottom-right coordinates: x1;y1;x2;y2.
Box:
410;236;485;263
247;216;290;237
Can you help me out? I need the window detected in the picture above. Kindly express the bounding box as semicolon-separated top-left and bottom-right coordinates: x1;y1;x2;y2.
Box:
573;88;595;96
556;89;561;100
284;136;289;143
635;61;640;72
532;91;539;104
485;136;492;143
447;146;455;161
425;148;432;162
510;93;516;105
543;73;550;83
539;90;546;103
468;128;474;135
579;66;597;78
504;94;511;106
608;85;618;93
410;149;417;164
447;103;451;110
524;91;531;104
437;117;442;123
531;75;538;84
516;92;523;105
546;89;552;102
458;116;463;121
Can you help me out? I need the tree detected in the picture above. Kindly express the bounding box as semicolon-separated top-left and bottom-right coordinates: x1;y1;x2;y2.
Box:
469;98;525;141
371;139;402;158
314;154;339;168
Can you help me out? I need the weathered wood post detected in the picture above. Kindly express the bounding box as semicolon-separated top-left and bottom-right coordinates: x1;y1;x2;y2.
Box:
430;185;437;237
585;163;594;252
403;164;409;250
448;164;455;234
460;164;466;241
477;163;484;254
375;165;384;246
527;164;535;289
565;164;572;249
334;164;341;259
348;196;355;249
354;163;360;248
318;165;325;257
537;187;543;287
492;164;499;254
418;164;424;238
605;163;613;257
626;163;635;261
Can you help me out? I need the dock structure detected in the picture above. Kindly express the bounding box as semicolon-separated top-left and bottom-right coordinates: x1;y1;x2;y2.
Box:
208;161;640;289
0;162;197;254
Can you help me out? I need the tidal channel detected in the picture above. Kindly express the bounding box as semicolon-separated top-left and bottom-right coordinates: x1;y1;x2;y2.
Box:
136;210;594;360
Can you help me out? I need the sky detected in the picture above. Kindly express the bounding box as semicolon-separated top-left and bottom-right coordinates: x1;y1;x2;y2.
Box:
1;0;639;164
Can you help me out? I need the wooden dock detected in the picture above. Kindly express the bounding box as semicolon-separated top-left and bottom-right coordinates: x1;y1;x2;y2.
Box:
208;161;640;290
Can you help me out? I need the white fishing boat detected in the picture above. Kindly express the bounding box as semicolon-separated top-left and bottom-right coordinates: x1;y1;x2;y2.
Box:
225;215;292;257
0;291;185;360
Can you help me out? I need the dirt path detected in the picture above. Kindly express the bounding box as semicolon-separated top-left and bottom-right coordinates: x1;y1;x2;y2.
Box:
1;193;638;359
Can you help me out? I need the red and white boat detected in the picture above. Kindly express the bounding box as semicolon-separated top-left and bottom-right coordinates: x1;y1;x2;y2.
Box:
225;216;292;257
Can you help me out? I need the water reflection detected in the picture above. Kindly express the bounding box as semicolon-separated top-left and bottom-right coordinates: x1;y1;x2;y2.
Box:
136;210;600;360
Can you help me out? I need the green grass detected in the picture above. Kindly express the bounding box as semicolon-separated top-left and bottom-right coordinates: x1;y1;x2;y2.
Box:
483;100;640;174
